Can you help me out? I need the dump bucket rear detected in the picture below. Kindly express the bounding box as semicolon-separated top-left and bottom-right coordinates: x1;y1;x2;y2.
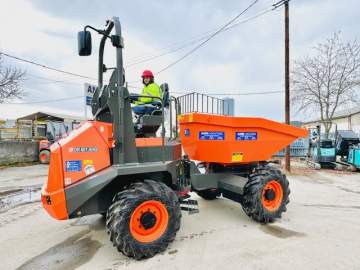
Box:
179;113;307;164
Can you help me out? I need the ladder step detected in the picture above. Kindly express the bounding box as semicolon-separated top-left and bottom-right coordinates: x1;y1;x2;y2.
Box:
180;199;199;214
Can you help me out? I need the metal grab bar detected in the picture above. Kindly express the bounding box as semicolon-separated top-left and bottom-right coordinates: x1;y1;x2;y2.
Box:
169;96;179;140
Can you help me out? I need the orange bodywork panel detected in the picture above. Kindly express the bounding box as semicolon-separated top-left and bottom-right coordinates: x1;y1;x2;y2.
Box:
59;121;112;186
41;121;113;220
135;137;163;147
179;113;308;164
41;143;67;220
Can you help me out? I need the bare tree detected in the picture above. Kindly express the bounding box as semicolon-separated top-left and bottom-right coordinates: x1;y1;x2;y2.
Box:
0;54;26;103
291;33;360;138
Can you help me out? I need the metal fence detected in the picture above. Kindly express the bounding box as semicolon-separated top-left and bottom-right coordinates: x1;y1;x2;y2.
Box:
0;120;33;140
274;138;309;157
176;92;232;116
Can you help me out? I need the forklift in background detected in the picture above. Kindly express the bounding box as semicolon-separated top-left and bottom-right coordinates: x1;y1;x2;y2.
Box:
336;130;360;171
307;125;339;169
38;121;73;164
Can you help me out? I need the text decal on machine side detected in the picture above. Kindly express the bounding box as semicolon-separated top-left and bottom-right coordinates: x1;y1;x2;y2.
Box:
65;160;82;172
235;132;258;141
199;131;225;140
69;147;98;153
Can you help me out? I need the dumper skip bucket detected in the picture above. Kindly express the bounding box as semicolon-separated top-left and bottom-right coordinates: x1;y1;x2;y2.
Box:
179;113;308;164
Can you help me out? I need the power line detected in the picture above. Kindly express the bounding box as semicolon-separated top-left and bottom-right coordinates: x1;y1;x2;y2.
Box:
126;1;280;64
26;73;84;85
27;72;86;83
126;0;284;83
29;79;83;86
126;32;215;64
0;52;96;81
2;1;287;95
125;5;275;68
3;95;83;105
2;89;289;105
155;0;288;75
125;33;213;68
155;0;259;75
172;90;284;96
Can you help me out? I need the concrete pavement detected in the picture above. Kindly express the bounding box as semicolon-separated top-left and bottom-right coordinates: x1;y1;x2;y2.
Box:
0;164;359;270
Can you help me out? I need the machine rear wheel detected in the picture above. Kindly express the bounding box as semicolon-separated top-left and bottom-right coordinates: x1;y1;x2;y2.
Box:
241;167;290;223
106;180;181;260
196;189;221;200
39;150;50;164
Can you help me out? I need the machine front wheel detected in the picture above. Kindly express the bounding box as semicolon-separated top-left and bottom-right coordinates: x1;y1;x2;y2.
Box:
106;180;181;260
241;167;290;223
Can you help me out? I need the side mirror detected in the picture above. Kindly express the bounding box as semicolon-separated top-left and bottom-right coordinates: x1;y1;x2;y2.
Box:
78;31;92;56
160;83;169;93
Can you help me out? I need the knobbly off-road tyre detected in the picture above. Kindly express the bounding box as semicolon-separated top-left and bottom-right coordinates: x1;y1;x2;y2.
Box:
106;180;181;259
242;167;290;223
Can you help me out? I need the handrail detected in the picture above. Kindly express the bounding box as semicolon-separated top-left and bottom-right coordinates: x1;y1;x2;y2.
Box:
176;92;230;116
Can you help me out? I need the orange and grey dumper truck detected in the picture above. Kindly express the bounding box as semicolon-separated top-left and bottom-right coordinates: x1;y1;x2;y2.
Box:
41;17;307;259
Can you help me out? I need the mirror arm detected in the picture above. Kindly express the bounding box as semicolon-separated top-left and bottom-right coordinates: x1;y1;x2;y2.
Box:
84;25;111;39
84;25;121;48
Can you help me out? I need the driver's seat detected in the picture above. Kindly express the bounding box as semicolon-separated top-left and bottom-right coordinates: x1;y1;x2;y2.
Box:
131;83;169;137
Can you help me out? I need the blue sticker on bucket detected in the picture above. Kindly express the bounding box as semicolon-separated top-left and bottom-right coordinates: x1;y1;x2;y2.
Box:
65;160;82;172
184;128;190;137
235;132;257;141
199;131;225;140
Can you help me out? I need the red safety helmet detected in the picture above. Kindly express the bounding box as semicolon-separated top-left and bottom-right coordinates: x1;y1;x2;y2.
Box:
141;70;154;78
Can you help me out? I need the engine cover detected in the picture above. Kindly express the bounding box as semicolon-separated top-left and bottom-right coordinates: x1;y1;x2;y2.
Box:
41;121;112;220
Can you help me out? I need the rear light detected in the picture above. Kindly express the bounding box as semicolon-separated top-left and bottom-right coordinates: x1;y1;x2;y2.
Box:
46;196;51;205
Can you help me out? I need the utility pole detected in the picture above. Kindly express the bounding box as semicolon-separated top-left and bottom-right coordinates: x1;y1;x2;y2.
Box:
284;0;290;172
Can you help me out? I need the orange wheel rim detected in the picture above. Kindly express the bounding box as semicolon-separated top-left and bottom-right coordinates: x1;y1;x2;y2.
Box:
261;180;283;211
40;153;47;162
130;200;169;243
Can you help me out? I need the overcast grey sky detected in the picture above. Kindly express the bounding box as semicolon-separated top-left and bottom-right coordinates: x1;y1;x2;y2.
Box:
0;0;359;120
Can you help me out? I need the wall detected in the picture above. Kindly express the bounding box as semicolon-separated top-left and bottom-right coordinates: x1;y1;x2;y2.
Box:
350;113;360;135
0;141;39;165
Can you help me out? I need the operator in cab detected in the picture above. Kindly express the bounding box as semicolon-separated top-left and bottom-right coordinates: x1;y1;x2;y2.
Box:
136;70;162;104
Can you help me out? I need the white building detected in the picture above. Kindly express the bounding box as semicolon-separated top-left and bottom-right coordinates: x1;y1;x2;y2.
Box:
303;106;360;136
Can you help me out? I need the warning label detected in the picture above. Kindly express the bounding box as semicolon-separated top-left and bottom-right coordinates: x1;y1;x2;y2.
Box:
232;152;243;162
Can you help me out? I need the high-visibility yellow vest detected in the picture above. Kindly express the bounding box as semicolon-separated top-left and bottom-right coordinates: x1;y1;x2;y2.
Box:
138;83;162;104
